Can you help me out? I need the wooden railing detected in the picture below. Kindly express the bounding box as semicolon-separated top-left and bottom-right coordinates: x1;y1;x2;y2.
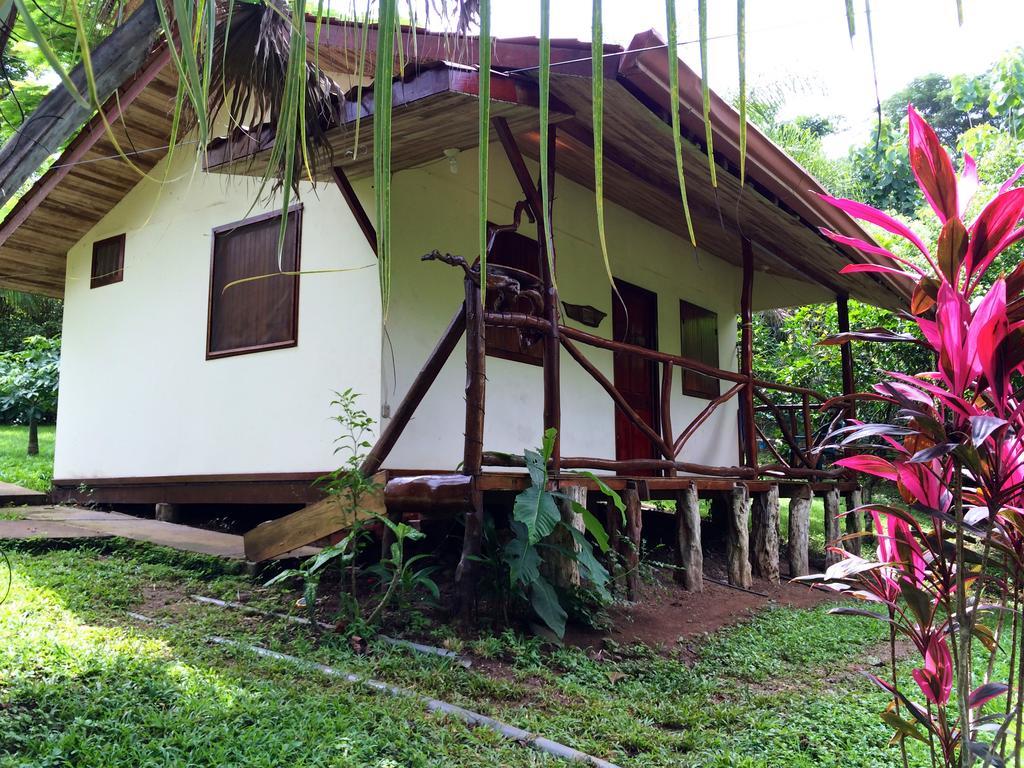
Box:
480;310;845;480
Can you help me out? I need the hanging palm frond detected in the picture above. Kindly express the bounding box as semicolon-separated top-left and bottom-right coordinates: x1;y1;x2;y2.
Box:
844;0;856;39
374;0;398;314
737;0;746;186
697;0;716;188
351;0;372;160
477;0;491;304
591;0;615;290
665;0;695;246
538;0;556;282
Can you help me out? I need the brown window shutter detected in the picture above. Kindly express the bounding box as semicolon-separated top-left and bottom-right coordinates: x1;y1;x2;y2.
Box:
680;300;720;399
485;229;544;366
207;207;302;358
90;234;125;288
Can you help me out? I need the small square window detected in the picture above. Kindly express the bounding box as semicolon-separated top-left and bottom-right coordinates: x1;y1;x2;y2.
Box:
207;207;302;359
90;234;125;288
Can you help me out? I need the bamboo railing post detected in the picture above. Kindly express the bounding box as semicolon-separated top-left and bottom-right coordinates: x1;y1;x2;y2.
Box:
661;362;675;464
801;392;813;456
837;294;856;421
456;276;487;621
740;238;758;470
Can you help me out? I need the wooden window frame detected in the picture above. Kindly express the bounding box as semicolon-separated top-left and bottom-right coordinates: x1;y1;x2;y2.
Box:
206;205;303;361
90;233;125;288
679;299;720;400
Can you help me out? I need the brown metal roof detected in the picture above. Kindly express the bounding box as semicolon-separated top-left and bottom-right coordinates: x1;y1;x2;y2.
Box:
0;24;908;309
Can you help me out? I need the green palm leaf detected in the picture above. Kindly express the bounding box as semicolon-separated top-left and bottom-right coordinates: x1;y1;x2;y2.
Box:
737;0;746;185
591;0;617;293
845;0;856;38
665;0;696;246
478;0;491;304
374;0;398;315
697;0;716;188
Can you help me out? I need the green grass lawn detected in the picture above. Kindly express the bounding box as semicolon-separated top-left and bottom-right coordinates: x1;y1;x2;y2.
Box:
0;424;54;492
0;539;938;767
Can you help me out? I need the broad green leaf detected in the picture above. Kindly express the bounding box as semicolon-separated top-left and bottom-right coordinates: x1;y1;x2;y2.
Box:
574;470;626;515
503;523;542;586
664;0;696;246
571;500;610;552
478;0;491;304
524;447;548;488
513;485;560;544
697;0;717;187
568;527;611;596
530;575;567;638
542;427;558;462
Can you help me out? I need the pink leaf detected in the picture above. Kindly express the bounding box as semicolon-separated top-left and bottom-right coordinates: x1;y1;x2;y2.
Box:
822;228;925;274
967;279;1009;402
969;682;1008;710
839;264;917;279
908;105;959;223
958;152;978;216
1000;162;1024;194
835;455;899;481
965;187;1024;282
818;193;932;261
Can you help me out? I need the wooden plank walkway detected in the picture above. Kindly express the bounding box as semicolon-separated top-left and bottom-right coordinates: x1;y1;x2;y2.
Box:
0;506;318;561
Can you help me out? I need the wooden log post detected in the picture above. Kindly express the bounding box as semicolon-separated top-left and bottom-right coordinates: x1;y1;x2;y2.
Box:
606;497;624;596
674;481;703;591
621;486;643;601
456;276;487;620
739;238;758;469
544;485;586;588
787;485;812;577
845;488;864;556
837;294;856;421
823;487;842;567
750;485;780;584
726;483;753;589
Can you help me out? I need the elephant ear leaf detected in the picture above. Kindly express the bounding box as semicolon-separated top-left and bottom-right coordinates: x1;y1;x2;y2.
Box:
530;576;567;638
514;484;560;545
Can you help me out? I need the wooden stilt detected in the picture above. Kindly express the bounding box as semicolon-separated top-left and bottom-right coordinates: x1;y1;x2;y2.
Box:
545;485;586;588
726;483;753;589
845;488;864;556
824;487;842;566
622;487;642;601
750;485;780;584
606;498;624;596
456;276;487;621
788;485;812;577
675;481;703;592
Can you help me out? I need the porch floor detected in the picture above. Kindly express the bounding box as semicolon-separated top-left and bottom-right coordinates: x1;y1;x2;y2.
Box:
0;506;318;561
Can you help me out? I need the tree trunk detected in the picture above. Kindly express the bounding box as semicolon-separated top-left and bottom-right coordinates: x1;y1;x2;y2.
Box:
726;484;753;589
0;0;162;209
674;482;703;591
788;486;812;577
26;411;38;456
750;486;780;584
823;487;842;567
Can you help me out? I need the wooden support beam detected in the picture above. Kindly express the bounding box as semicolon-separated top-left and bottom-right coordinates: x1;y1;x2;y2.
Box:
331;166;377;254
545;484;586;588
750;486;780;584
726;484;753;588
836;295;856;421
787;486;812;577
675;482;703;591
740;238;758;469
361;305;467;476
622;487;642;601
605;496;624;596
823;487;842;566
661;363;675;462
844;488;864;556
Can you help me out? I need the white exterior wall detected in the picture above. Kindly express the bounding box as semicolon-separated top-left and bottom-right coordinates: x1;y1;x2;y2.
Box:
54;153;381;479
379;146;827;472
54;143;828;481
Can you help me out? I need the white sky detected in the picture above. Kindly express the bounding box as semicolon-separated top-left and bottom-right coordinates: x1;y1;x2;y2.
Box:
490;0;1024;154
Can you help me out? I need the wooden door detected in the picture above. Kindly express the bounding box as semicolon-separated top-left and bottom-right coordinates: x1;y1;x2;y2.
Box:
612;280;660;473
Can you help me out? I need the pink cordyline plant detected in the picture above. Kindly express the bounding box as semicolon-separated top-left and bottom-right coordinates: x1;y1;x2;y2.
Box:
798;105;1024;768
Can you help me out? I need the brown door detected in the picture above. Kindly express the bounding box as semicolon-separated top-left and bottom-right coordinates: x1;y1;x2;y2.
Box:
612;280;659;473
